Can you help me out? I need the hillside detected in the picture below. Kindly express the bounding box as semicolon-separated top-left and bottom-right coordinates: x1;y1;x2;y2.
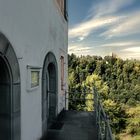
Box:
68;53;140;139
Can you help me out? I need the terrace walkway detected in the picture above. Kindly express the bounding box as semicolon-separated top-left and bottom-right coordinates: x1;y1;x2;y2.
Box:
41;110;98;140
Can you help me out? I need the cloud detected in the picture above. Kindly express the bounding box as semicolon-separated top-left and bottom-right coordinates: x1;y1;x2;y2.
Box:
68;42;97;56
101;41;140;48
122;47;140;53
100;11;140;38
68;41;140;59
68;44;91;52
118;47;140;59
69;16;122;40
68;0;140;59
69;0;135;41
101;42;140;59
89;0;134;18
79;37;85;41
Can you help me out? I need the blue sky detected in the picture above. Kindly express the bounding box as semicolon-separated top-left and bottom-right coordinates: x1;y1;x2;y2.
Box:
68;0;140;59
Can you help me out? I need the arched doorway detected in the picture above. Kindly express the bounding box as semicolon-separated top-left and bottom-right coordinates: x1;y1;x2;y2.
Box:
48;63;57;122
0;33;20;140
42;52;58;133
0;56;11;140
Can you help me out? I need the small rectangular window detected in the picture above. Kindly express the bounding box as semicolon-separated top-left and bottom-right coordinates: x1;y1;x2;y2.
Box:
26;65;41;91
31;71;39;88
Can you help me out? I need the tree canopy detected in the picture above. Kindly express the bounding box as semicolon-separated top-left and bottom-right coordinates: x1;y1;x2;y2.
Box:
68;54;140;139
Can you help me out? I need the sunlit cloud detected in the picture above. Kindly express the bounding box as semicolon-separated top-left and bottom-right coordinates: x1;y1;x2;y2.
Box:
100;11;140;38
68;40;140;59
122;47;140;53
68;44;91;52
101;41;140;48
69;0;140;59
69;16;122;40
79;37;85;41
101;41;140;59
89;0;134;18
118;49;140;59
69;0;136;41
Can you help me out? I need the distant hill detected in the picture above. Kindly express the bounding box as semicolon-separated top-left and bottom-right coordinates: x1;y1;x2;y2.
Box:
68;53;140;139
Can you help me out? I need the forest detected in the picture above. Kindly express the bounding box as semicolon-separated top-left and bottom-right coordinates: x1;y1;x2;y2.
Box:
68;53;140;140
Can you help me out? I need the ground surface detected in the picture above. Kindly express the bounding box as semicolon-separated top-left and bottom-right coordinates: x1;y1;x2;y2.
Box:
41;110;98;140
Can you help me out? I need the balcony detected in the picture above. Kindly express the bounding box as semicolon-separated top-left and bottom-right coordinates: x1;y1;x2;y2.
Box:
41;88;114;140
41;111;97;140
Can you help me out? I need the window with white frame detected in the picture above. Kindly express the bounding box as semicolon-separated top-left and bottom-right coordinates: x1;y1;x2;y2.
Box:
26;65;41;91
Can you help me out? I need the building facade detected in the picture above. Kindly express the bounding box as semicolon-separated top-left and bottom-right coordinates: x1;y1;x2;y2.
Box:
0;0;68;140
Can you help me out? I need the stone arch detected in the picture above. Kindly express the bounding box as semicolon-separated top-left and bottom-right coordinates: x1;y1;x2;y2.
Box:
0;33;21;140
42;52;58;133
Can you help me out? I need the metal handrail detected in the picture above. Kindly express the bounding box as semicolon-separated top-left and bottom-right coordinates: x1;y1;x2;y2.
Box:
65;88;114;140
94;87;114;140
65;89;94;111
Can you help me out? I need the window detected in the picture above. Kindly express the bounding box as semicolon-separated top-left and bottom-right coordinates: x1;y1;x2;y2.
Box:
56;0;68;21
26;65;41;91
61;56;64;90
31;71;39;88
64;0;68;20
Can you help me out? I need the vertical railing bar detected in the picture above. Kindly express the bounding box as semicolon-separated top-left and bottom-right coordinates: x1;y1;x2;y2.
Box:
65;90;67;110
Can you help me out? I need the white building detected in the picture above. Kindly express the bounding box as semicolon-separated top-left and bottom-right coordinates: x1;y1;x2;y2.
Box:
0;0;68;140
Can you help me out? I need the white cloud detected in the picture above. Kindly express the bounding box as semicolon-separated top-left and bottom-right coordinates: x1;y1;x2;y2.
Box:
100;11;140;38
68;42;96;56
100;41;140;59
79;37;85;41
89;0;134;18
69;0;136;41
68;42;140;59
102;41;140;47
122;47;140;53
101;41;140;59
69;16;122;40
118;51;140;60
88;0;140;39
68;44;91;52
68;0;140;60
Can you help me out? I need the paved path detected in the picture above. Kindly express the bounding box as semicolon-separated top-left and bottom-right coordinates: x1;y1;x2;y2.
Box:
41;111;98;140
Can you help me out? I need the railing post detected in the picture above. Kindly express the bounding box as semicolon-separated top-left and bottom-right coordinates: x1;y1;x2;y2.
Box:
94;87;100;140
98;101;101;140
105;121;108;140
65;90;67;110
93;87;97;125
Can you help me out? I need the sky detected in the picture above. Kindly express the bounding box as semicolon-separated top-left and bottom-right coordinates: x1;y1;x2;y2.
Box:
68;0;140;59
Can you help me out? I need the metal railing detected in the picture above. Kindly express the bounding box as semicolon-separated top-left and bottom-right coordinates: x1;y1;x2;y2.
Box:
65;87;114;140
65;89;94;111
94;87;114;140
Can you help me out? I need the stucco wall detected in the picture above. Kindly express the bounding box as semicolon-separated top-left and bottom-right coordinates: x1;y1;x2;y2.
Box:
0;0;68;140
